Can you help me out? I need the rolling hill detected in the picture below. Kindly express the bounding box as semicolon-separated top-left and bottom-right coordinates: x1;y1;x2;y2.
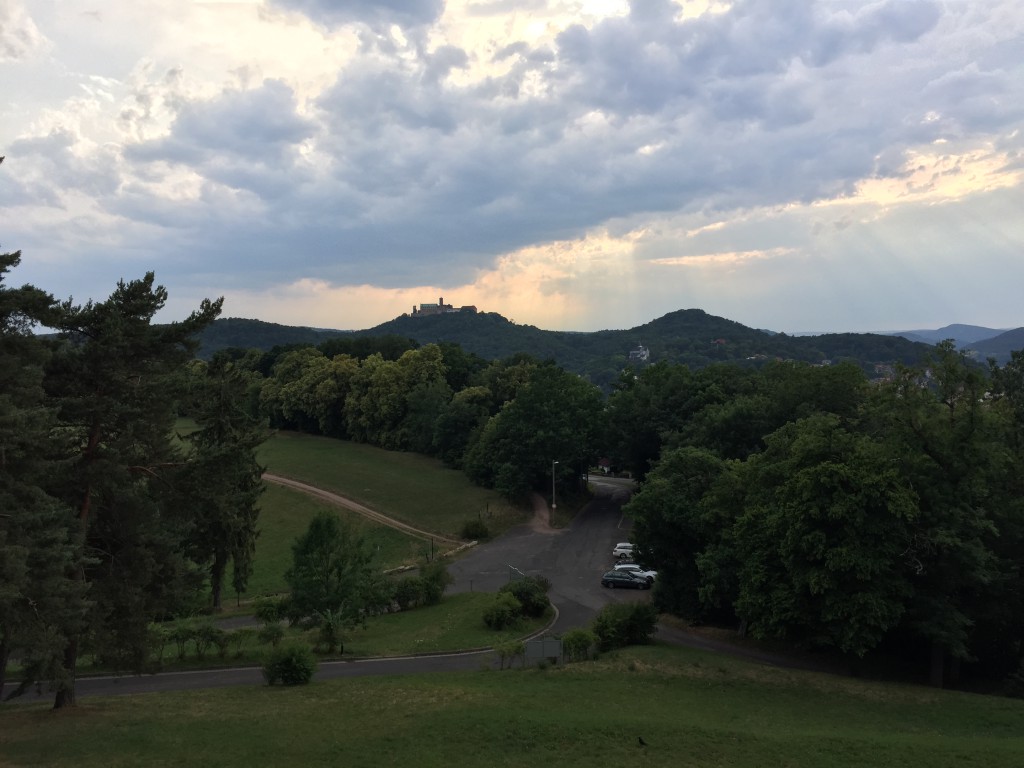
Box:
198;308;955;389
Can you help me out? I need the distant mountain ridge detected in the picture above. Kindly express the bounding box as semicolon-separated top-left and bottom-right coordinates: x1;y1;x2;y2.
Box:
197;309;1006;390
887;324;1022;364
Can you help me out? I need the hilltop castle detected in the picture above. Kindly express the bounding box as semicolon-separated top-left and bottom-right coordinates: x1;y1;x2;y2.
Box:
411;297;478;317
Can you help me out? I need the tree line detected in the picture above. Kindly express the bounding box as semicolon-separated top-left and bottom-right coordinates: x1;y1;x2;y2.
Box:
612;350;1024;688
6;245;1024;704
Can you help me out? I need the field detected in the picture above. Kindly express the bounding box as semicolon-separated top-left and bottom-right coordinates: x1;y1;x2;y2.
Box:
3;644;1022;768
257;430;525;537
214;429;529;598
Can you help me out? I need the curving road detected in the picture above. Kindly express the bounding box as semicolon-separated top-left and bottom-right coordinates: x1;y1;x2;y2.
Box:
2;478;640;704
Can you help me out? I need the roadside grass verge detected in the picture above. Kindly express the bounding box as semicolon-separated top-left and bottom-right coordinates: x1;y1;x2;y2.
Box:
74;593;546;676
5;644;1022;768
257;430;525;538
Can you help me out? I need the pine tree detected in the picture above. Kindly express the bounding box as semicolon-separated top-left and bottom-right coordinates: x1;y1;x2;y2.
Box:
43;273;222;707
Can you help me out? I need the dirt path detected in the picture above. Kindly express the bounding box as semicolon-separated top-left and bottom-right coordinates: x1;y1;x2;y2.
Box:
526;492;560;534
263;473;464;548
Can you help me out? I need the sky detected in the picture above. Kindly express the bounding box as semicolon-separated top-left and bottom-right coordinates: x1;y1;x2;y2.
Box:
1;0;1022;335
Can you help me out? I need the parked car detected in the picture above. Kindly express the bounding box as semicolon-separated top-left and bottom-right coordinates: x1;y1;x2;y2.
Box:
611;542;634;559
600;569;650;590
613;562;657;584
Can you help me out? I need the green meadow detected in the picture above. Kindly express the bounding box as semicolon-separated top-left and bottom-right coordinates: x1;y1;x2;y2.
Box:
214;429;529;599
4;644;1022;768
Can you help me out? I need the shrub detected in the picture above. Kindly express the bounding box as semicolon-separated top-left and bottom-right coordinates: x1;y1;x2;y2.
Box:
591;602;658;651
262;643;317;686
254;596;286;626
494;640;525;670
170;624;195;661
499;576;550;618
393;577;426;611
193;623;225;660
146;624;170;669
460;518;490;541
483;593;522;630
314;608;345;655
419;559;453;606
258;622;285;648
561;628;599;662
229;628;256;659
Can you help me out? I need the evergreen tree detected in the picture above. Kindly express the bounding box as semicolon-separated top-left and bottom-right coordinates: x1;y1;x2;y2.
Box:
181;358;266;609
0;250;89;698
43;274;221;707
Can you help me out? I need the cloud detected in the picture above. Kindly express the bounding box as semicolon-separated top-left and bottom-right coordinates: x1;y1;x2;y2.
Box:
0;0;49;62
2;0;1022;334
269;0;445;29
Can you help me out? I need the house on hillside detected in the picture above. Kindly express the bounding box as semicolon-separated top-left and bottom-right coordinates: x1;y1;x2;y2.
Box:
628;344;650;363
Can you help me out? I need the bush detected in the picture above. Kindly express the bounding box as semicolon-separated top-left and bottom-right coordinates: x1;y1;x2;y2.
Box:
258;622;285;648
262;643;317;686
170;624;195;661
561;628;599;662
228;628;256;659
193;623;225;660
314;608;345;654
483;593;522;630
254;596;286;626
460;517;490;541
494;640;525;670
591;602;658;651
393;577;426;611
499;576;550;618
419;559;453;606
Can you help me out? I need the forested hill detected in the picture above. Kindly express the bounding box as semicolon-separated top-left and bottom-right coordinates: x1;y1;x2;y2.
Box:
198;309;937;390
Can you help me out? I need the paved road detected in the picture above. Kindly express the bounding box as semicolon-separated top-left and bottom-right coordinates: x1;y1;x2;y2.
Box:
447;476;646;634
2;479;639;705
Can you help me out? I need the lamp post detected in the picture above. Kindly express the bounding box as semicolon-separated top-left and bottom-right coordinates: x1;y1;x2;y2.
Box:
551;459;559;524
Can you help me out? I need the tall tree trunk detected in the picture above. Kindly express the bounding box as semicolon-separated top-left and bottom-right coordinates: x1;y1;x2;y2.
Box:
210;550;227;611
52;638;78;709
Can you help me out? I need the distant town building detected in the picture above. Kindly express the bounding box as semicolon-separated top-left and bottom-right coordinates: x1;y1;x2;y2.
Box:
628;344;650;363
411;297;478;317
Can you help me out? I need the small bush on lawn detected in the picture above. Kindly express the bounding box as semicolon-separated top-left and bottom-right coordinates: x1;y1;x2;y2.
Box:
419;559;453;606
262;643;317;686
483;593;522;630
561;628;599;662
498;576;550;618
170;624;195;660
314;608;346;655
393;576;426;610
193;623;225;660
494;640;525;670
461;518;490;541
591;602;658;651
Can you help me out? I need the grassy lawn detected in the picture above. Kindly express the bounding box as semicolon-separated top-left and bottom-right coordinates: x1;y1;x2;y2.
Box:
241;482;427;599
258;430;526;538
4;644;1022;768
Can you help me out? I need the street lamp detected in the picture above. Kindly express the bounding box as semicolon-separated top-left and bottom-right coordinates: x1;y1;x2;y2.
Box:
551;460;559;523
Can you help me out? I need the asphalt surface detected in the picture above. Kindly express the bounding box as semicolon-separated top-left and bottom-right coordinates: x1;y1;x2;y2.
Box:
2;477;642;705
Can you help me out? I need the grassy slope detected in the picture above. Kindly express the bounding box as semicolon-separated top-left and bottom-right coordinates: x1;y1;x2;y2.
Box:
224;430;526;597
257;430;525;538
3;645;1021;768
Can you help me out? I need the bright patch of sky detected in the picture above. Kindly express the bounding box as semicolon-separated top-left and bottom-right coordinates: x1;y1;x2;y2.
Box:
2;0;1022;334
